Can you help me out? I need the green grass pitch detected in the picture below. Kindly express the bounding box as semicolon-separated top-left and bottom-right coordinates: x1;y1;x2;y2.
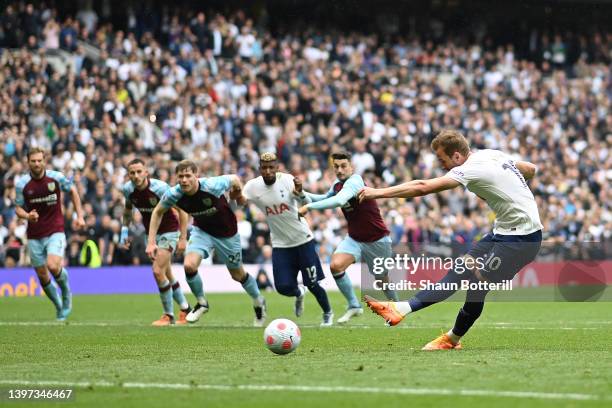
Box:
1;292;611;407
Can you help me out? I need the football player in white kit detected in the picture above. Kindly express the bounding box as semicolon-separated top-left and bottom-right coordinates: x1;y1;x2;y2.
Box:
360;129;543;350
240;153;334;326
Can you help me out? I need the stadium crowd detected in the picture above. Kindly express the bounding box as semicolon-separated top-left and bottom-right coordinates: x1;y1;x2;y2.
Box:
0;2;610;267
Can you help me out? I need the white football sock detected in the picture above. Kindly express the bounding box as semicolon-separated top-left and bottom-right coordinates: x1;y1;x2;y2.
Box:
446;330;462;345
394;301;412;316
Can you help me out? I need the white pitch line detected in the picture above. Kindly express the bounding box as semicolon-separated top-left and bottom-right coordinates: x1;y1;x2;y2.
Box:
0;321;604;330
0;379;607;402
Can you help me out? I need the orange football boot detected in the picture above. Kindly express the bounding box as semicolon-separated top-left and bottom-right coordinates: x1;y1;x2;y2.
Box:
422;333;463;350
364;295;404;326
176;310;189;325
152;314;175;326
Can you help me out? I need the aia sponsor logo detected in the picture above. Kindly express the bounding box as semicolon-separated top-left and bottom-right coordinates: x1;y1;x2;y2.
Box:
265;203;290;216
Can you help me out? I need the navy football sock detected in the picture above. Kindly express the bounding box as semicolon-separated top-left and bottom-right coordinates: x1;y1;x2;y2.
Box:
307;283;332;314
407;268;464;312
452;289;488;336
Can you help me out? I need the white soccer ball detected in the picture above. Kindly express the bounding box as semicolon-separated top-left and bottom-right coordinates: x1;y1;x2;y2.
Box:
263;318;301;355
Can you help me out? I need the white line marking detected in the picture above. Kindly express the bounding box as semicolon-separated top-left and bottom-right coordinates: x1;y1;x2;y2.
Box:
0;380;607;401
0;321;604;330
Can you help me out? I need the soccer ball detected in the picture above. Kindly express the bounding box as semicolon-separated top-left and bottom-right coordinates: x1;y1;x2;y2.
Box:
263;318;301;355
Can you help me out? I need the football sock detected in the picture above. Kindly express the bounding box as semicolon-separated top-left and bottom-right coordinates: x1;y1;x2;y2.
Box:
407;267;464;312
394;301;412;316
170;280;189;310
54;268;71;297
333;272;361;309
307;283;332;314
158;280;174;316
185;272;206;304
240;273;262;300
452;292;488;336
446;330;462;345
42;281;62;312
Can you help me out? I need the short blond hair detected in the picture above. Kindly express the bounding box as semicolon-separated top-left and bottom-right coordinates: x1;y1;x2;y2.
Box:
431;129;470;157
175;160;198;174
27;147;47;159
260;152;278;162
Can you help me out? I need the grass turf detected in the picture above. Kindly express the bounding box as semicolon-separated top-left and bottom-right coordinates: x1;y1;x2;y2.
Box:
0;292;611;407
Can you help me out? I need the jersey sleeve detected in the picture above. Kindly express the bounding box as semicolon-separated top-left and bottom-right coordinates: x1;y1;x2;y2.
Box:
201;176;232;197
446;162;482;187
122;182;133;202
15;178;27;207
304;183;336;203
306;175;364;210
46;170;73;192
149;179;170;198
160;185;182;209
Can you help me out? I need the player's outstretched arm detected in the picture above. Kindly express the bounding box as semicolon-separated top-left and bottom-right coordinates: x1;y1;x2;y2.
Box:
299;176;360;216
176;208;189;256
69;185;86;229
228;175;247;206
147;203;168;260
358;176;461;202
303;191;331;203
515;161;538;180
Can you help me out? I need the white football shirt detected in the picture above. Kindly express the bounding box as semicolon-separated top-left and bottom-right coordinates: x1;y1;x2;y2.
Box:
446;149;543;235
243;173;313;248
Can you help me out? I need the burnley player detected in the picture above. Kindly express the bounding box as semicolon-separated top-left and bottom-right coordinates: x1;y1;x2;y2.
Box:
120;159;191;326
298;151;399;324
147;160;266;327
241;153;333;326
359;129;542;350
15;147;85;321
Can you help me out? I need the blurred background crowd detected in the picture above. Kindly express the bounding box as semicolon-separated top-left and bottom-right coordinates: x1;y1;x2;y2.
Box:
0;0;610;267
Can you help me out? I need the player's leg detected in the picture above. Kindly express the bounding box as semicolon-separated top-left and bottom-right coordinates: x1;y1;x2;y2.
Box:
218;233;266;326
159;231;191;324
271;247;305;317
450;232;542;337
183;227;210;323
297;240;332;325
365;234;495;326
34;263;63;320
183;251;209;323
151;247;175;326
421;279;487;351
422;231;542;349
29;236;62;320
406;234;494;312
45;233;71;319
361;237;399;301
331;236;362;313
227;264;267;326
166;266;191;324
271;247;301;297
222;237;263;302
